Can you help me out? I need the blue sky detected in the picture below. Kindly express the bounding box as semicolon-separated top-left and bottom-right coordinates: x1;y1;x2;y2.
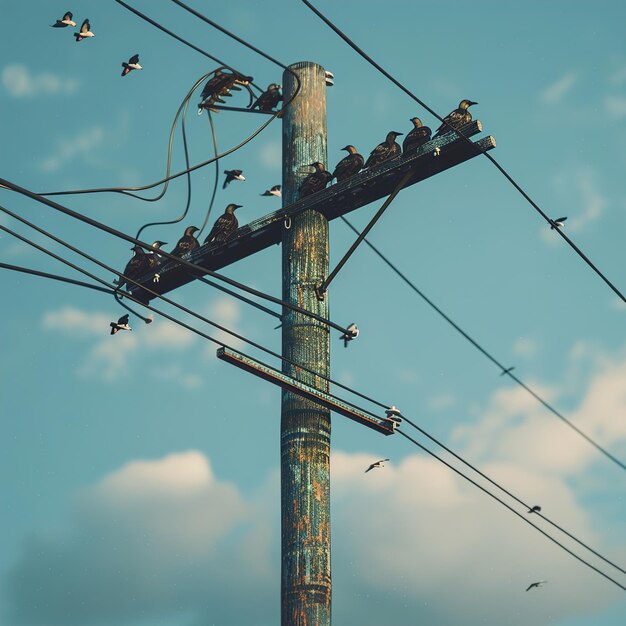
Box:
1;1;626;624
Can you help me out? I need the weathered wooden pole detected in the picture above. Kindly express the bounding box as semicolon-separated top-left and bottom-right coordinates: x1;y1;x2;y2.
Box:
281;62;331;626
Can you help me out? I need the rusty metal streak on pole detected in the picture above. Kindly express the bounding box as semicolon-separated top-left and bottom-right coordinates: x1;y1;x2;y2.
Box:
281;62;331;626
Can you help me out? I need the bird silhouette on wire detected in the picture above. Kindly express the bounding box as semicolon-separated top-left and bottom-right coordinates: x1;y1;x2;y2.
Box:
364;131;403;169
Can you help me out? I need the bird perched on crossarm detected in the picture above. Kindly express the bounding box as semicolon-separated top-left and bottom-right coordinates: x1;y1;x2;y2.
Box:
74;18;94;41
117;245;149;290
332;145;364;182
147;241;168;269
223;169;245;189
252;83;283;111
51;11;76;27
171;226;199;258
364;131;403;169
204;204;242;246
434;99;477;137
121;54;142;77
110;314;132;335
403;117;432;154
261;185;281;197
299;162;332;198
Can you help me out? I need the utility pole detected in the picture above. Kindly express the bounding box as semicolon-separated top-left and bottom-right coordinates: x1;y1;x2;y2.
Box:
280;62;331;626
124;57;495;626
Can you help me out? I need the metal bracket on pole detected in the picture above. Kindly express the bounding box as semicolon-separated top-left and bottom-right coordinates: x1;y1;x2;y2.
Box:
216;347;396;435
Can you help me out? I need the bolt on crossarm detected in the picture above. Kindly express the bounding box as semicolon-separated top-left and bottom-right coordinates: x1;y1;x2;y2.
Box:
281;61;331;626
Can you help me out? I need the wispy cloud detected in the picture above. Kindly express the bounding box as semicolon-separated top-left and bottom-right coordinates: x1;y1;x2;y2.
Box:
604;95;626;119
41;306;197;382
539;71;578;104
513;336;539;358
204;297;245;351
541;166;606;242
2;64;78;98
40;126;106;173
258;141;281;169
5;448;621;626
428;392;456;411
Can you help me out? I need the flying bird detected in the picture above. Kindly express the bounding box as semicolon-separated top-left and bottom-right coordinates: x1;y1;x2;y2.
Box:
500;366;515;376
51;11;76;28
299;162;332;197
403;117;432;153
204;204;242;245
339;322;359;348
110;314;131;335
525;580;547;592
74;18;95;41
121;54;142;76
261;185;281;197
147;240;168;269
550;216;567;229
365;459;390;473
527;505;542;514
252;83;283;111
117;245;149;290
364;131;403;169
223;169;245;189
434;99;478;136
171;226;199;258
332;145;364;182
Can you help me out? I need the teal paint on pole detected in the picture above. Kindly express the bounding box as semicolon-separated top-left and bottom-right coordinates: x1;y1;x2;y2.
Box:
281;62;331;626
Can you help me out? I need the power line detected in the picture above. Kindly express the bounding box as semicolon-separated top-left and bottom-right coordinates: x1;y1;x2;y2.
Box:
396;428;626;592
341;215;626;474
301;0;626;306
398;413;626;577
197;111;220;236
0;176;352;337
0;262;113;295
0;204;386;414
5;217;623;592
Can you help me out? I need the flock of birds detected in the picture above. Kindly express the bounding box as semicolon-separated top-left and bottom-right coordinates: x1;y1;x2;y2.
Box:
51;11;142;76
116;98;482;301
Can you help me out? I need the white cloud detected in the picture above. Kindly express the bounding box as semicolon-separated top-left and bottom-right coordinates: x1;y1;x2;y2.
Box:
453;346;626;475
204;297;245;351
604;95;626;118
42;306;112;336
259;141;281;169
2;64;78;98
513;336;539;358
5;449;624;626
542;166;606;242
428;392;456;411
41;306;198;382
539;71;578;104
609;66;626;86
40;126;105;172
